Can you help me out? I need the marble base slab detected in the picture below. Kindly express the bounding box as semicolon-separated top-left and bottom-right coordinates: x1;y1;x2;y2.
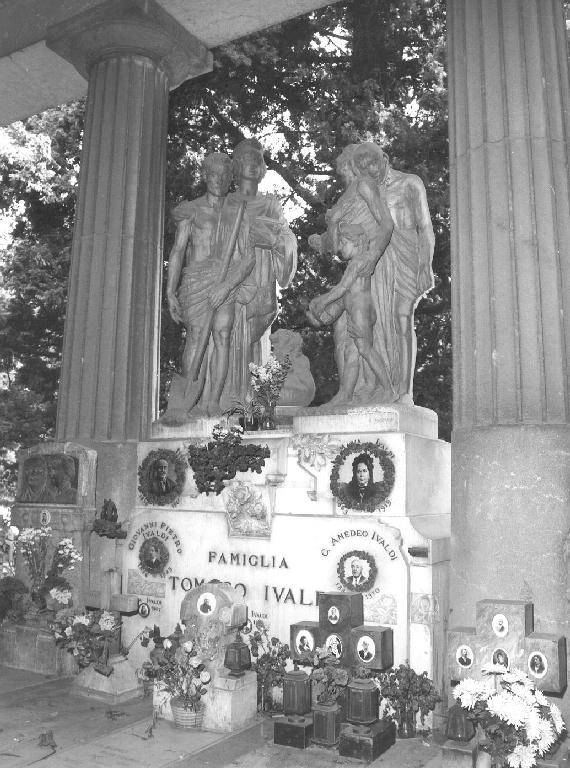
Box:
72;654;142;704
293;404;438;439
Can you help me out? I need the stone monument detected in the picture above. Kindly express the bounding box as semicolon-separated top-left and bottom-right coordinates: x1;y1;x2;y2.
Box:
164;140;297;421
308;142;434;407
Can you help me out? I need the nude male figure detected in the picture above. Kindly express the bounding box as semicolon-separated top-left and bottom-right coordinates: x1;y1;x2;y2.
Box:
166;152;256;415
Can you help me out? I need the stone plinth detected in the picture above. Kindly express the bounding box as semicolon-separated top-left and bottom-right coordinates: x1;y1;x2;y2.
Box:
294;404;438;439
202;670;257;732
0;624;77;677
72;654;142;704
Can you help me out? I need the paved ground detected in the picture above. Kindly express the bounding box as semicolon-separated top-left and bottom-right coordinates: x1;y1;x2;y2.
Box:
0;666;444;768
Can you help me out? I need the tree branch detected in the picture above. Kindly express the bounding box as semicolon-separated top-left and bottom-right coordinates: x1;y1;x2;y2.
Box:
201;92;326;212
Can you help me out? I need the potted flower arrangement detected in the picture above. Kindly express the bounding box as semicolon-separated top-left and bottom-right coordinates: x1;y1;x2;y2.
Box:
187;422;270;495
14;526;82;611
453;666;565;768
241;619;290;712
248;354;292;429
145;625;212;728
378;662;440;737
304;646;349;745
50;608;121;675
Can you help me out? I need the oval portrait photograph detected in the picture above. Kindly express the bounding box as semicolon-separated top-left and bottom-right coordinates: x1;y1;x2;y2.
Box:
528;652;547;678
328;605;340;625
330;441;395;513
492;648;509;669
456;645;473;669
337;550;377;593
325;634;343;659
198;592;217;616
138;448;186;507
491;613;509;638
138;537;170;577
295;630;314;655
357;636;375;663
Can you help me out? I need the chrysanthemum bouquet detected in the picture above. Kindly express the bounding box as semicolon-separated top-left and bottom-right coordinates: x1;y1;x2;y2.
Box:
453;667;565;767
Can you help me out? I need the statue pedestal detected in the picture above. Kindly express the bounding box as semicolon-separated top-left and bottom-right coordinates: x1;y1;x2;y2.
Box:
202;670;257;732
72;654;142;704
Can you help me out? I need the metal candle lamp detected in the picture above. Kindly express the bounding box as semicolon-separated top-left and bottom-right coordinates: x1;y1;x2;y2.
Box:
283;665;311;716
224;630;252;677
347;676;379;725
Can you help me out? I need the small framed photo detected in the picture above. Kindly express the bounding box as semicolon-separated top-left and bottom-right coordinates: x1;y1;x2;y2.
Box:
295;630;314;655
492;613;509;638
456;645;474;669
138;602;150;618
325;634;343;659
197;592;216;616
528;652;548;679
328;605;340;625
356;635;376;663
492;647;509;669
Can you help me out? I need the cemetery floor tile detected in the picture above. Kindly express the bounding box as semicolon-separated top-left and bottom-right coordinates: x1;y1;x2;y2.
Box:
0;668;445;768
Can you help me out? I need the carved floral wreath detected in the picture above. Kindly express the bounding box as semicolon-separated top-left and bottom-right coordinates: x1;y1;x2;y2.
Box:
337;549;378;593
330;440;395;512
138;448;186;507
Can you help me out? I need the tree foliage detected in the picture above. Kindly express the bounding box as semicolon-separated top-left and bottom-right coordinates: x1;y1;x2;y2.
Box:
0;0;450;502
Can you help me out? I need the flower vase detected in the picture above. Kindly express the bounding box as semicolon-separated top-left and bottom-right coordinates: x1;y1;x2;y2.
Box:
30;589;46;611
312;701;342;745
397;710;416;738
238;416;259;432
259;407;276;430
170;698;204;729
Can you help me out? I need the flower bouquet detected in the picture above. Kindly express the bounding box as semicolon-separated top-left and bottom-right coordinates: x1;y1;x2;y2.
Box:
50;608;121;675
453;667;565;767
248;354;292;428
377;662;440;736
241;619;290;711
15;526;82;609
145;625;212;727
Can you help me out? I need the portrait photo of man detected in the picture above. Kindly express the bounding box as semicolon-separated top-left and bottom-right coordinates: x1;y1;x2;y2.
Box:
357;637;374;662
149;458;177;496
338;551;376;593
456;646;473;668
328;605;340;624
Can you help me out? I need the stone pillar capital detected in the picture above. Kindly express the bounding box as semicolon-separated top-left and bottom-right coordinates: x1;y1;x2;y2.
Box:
46;0;212;89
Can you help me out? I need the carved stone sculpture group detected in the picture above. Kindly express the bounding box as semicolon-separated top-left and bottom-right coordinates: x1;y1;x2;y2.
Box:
164;139;434;420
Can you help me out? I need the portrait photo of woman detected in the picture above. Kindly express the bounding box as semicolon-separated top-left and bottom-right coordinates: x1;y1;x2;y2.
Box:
330;441;395;513
341;453;381;505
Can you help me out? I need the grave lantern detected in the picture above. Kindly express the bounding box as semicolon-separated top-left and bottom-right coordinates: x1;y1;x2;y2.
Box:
283;665;311;716
346;675;379;725
224;630;251;677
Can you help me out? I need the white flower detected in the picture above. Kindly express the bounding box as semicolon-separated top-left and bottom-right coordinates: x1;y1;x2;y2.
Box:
536;719;556;754
64;626;73;637
72;614;90;626
183;641;193;654
99;611;116;632
486;691;529;728
453;677;494;708
534;689;548;706
482;662;509;675
163;638;172;650
506;744;538;768
49;588;72;604
189;656;200;668
200;671;211;684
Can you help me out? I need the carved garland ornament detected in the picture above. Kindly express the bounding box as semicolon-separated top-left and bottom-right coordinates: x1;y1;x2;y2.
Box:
330;440;395;513
138;448;187;507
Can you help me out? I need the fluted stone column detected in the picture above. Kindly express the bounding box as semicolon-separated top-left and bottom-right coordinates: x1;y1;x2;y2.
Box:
449;0;570;711
47;0;211;442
